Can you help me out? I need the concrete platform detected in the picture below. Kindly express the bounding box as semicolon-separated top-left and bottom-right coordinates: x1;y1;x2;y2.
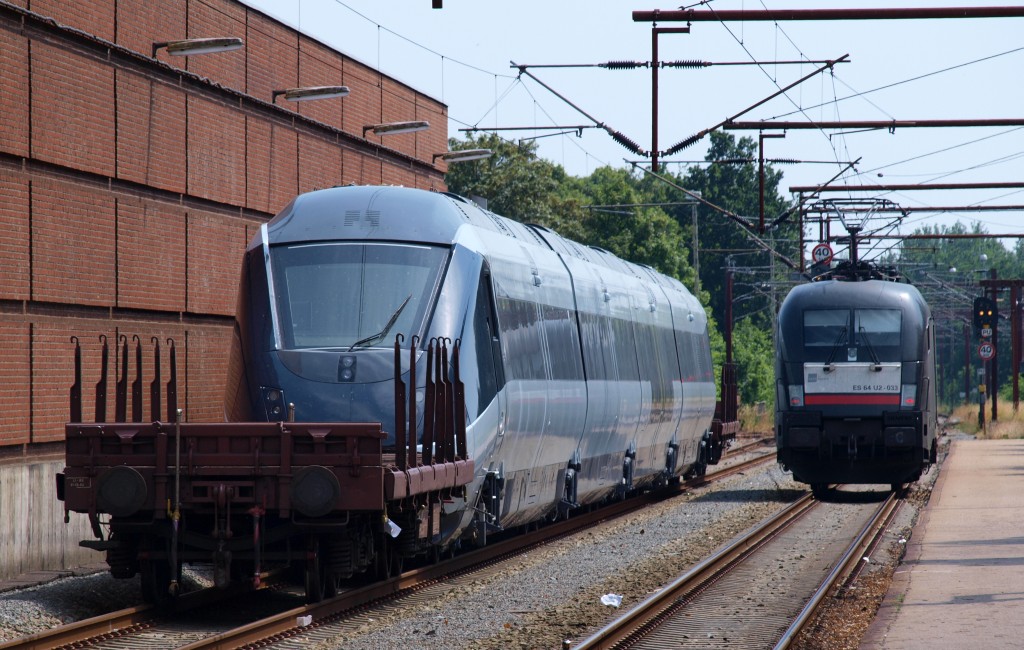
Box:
863;439;1024;649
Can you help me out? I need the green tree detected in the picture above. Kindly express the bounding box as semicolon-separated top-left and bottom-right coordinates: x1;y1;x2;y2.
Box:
731;317;775;405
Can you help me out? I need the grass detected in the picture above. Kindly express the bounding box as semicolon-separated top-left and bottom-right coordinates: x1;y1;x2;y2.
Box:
947;398;1024;439
739;403;774;435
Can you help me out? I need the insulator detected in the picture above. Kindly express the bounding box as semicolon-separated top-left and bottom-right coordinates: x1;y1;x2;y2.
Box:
608;130;645;155
661;60;708;69
770;158;800;165
601;60;647;70
663;132;706;156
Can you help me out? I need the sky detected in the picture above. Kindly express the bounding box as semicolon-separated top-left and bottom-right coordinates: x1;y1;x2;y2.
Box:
241;0;1024;260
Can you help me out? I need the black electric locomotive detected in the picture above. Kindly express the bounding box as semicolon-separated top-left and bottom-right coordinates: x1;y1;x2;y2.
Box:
775;267;937;493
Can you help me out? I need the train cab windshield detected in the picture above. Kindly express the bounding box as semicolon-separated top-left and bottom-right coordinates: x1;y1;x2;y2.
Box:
801;308;902;362
269;242;448;350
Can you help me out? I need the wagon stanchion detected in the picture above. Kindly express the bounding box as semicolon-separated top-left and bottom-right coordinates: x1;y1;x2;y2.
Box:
70;337;82;423
408;335;420;468
422;339;436;466
150;337;162;421
166;338;178;422
394;335;407;471
438;338;452;463
131;335;143;423
95;334;109;422
453;339;467;461
115;334;128;423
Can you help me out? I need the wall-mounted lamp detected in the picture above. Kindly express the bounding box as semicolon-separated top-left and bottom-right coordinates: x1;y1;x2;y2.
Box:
152;37;243;57
272;86;350;102
363;121;430;137
432;149;493;163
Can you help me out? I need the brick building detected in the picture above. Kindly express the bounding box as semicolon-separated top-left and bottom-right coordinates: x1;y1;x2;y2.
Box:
0;0;448;578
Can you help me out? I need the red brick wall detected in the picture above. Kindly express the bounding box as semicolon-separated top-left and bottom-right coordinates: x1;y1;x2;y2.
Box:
186;212;248;316
297;132;343;194
32;0;115;41
0;170;30;301
246;118;299;214
185;0;246;92
0;24;29;158
187;96;247;204
0;322;30;446
30;43;116;178
31;179;117;307
116;70;188;193
246;10;298;109
116;198;187;312
1;0;446;450
297;38;346;129
115;0;187;57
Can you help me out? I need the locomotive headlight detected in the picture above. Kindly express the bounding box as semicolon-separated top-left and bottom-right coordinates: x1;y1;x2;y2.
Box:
338;355;357;382
788;385;804;407
901;384;917;408
261;386;286;420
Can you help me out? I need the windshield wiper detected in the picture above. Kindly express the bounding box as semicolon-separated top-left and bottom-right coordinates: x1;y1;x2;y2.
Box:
348;294;413;352
823;326;848;372
858;326;883;371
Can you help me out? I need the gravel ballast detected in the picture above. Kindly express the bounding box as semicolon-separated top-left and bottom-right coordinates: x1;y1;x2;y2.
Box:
0;437;944;648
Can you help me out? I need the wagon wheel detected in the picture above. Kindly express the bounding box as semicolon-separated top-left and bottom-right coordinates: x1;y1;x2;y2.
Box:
140;555;180;605
304;536;339;603
138;534;180;605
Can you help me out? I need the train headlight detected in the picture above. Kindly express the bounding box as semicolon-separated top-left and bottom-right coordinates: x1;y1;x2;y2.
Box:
291;466;341;517
788;385;804;407
338;355;357;382
901;384;917;408
261;386;286;420
96;466;148;517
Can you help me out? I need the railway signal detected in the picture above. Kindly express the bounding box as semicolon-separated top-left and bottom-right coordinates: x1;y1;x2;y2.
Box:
973;296;997;336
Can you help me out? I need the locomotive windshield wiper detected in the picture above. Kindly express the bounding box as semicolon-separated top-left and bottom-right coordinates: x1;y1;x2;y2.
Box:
348;294;413;351
823;326;847;372
858;326;883;371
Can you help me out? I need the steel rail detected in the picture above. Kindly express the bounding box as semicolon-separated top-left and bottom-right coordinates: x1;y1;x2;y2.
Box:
0;570;292;650
775;491;902;648
571;491;817;649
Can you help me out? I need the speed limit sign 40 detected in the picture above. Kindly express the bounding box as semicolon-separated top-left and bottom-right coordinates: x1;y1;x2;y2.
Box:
811;243;833;265
979;342;996;361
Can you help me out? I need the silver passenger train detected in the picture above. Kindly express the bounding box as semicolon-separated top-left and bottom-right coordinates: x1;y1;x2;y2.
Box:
231;185;717;542
774;271;937;494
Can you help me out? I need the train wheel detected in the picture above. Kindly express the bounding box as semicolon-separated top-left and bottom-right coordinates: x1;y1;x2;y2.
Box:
140;558;179;606
304;537;335;603
810;483;829;498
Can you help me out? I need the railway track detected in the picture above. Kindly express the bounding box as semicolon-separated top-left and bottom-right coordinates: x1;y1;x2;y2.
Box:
3;443;774;650
571;486;902;649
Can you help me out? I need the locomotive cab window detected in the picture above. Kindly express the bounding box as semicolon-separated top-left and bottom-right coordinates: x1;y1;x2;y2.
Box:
854;309;901;350
803;310;848;347
269;242;448;350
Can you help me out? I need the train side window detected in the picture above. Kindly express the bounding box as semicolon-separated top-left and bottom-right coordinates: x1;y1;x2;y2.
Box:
483;270;507;391
477;271;505;395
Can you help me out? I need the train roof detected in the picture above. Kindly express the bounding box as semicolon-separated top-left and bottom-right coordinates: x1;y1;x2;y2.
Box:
255;185;699;304
779;279;931;318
